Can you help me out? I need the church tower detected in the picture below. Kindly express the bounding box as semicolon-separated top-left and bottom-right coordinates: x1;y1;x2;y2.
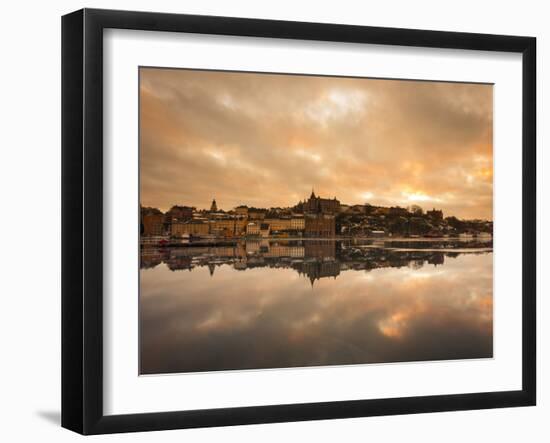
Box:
210;198;218;212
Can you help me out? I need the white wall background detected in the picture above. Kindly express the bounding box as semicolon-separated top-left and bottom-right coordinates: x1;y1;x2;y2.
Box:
0;1;545;441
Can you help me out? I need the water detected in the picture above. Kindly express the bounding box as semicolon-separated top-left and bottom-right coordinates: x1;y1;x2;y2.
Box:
140;239;493;374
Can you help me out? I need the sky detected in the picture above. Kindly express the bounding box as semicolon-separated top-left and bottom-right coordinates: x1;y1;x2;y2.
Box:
140;68;493;220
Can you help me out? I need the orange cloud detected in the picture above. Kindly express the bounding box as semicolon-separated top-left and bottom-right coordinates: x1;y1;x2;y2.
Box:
140;68;493;220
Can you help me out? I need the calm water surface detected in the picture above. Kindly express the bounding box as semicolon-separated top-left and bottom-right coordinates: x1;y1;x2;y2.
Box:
140;239;493;374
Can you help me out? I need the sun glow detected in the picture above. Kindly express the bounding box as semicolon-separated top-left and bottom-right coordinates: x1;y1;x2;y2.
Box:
403;191;442;203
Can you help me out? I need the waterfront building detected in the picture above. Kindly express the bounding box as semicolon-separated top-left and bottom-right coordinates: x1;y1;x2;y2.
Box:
211;218;247;237
246;222;260;236
264;218;292;232
304;213;336;237
142;213;165;236
290;216;305;230
235;205;249;217
171;220;210;237
260;223;271;238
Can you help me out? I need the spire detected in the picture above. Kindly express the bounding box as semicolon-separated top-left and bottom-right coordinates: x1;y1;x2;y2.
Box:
210;198;218;212
310;187;316;199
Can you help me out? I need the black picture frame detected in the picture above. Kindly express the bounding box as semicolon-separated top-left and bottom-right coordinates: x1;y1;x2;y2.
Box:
62;8;536;435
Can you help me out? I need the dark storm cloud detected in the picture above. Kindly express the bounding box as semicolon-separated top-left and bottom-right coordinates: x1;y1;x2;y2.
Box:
140;68;493;219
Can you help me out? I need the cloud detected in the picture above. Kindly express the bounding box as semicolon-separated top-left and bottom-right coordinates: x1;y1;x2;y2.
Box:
140;68;493;219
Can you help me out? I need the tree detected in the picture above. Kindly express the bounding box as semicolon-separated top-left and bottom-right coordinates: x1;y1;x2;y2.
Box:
445;216;464;230
409;217;430;235
388;217;407;235
409;204;424;216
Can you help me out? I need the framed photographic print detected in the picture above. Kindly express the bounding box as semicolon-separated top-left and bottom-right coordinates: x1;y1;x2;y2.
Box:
62;8;536;434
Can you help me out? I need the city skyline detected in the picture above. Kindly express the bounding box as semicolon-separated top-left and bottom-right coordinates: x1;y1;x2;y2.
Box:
145;191;444;215
140;68;493;220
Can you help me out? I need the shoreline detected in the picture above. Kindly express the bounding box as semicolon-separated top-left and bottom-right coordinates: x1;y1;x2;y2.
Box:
140;235;493;248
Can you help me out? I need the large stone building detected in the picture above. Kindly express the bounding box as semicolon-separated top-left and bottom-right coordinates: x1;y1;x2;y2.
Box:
246;222;261;236
290;216;305;231
304;213;336;237
302;190;340;214
142;213;165;236
263;218;292;232
259;216;305;233
171;220;210;236
165;205;194;221
211;218;247;237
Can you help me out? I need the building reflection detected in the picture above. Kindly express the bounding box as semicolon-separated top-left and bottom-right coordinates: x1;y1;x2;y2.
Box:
140;239;491;285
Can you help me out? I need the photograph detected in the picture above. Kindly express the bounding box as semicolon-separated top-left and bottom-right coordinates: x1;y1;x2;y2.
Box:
138;67;494;375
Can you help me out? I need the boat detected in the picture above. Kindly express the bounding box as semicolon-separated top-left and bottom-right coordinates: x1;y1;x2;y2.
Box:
140;235;170;247
175;233;190;244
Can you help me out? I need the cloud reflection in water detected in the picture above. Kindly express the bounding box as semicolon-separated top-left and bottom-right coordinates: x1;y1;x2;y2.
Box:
140;245;492;374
